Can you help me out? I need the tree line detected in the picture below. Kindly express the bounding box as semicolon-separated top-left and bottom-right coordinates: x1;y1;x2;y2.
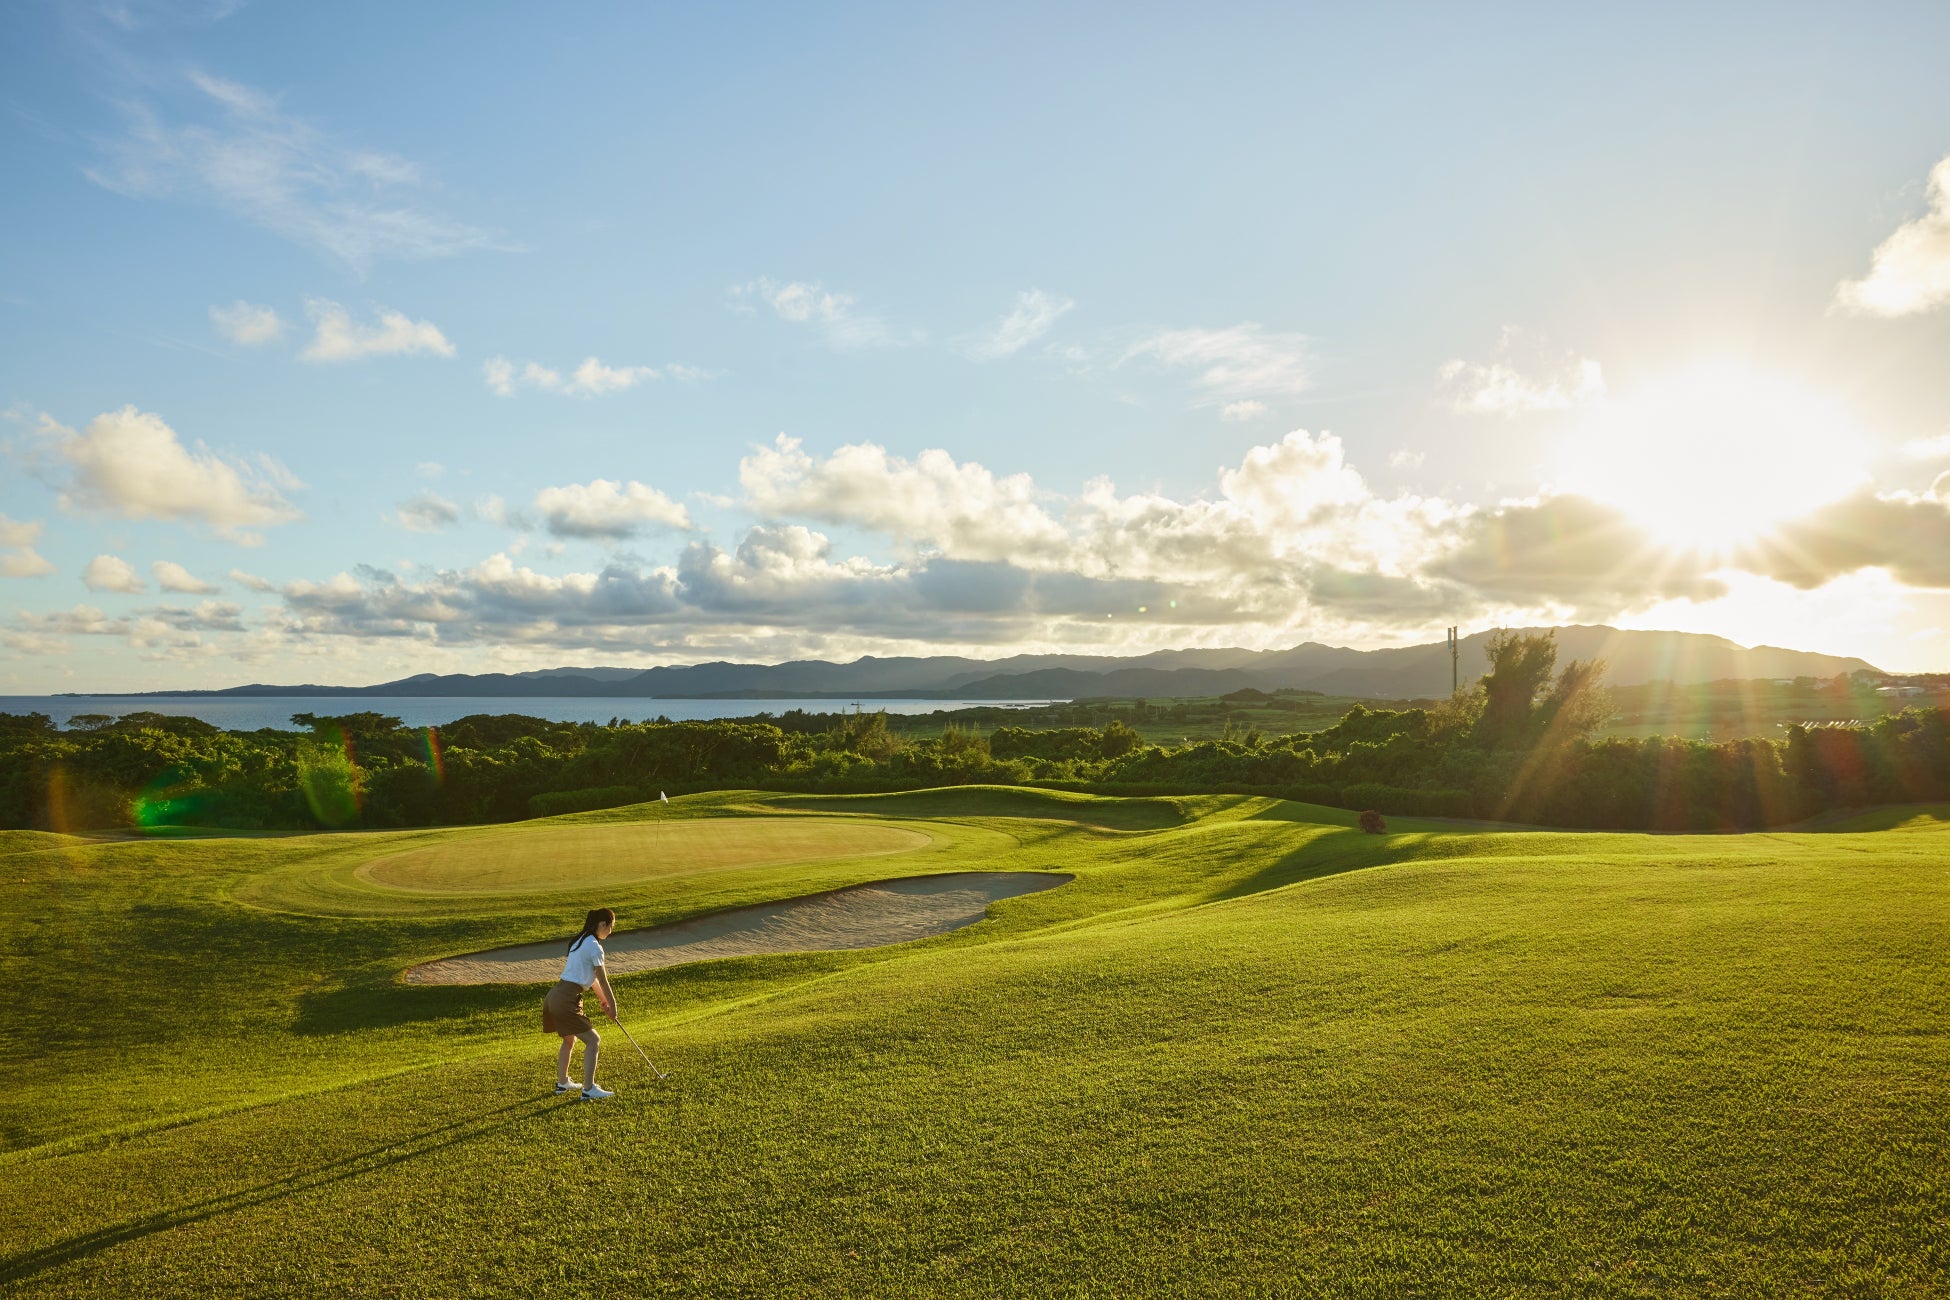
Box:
5;633;1947;834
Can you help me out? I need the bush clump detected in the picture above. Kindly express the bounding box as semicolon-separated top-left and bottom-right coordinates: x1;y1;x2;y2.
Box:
1358;808;1387;834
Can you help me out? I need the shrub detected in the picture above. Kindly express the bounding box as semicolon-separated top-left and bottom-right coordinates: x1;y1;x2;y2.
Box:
1340;782;1473;818
529;785;640;818
1358;808;1387;834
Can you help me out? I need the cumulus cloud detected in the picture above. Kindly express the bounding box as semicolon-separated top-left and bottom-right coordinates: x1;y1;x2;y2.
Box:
146;600;247;633
1835;156;1950;317
0;515;55;578
483;355;666;397
279;554;686;645
1902;432;1950;461
733;278;898;350
86;70;504;271
12;599;246;656
209;299;284;345
0;551;56;579
153;560;220;593
475;494;531;531
1221;400;1268;422
1741;489;1950;590
1122;324;1312;402
33;420;1950;666
1432;496;1724;605
533;479;692;539
41;406;301;542
84;554;146;593
395;492;460;533
965;289;1075;360
1389;449;1426;470
741;435;1069;564
228;568;277;592
301;300;454;362
1436;328;1605;414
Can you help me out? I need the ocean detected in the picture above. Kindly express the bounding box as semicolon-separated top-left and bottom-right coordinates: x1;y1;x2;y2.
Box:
0;696;1064;732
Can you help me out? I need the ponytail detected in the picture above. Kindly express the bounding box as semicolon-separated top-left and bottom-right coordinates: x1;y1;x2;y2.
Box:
567;907;616;955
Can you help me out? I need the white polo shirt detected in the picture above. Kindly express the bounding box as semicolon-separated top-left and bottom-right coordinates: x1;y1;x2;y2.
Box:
561;936;605;987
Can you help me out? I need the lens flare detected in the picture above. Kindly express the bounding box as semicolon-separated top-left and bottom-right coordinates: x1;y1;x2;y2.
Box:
422;726;445;784
298;722;363;827
131;765;208;832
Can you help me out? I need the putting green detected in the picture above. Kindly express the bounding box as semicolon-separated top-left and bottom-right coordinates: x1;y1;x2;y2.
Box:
355;817;932;894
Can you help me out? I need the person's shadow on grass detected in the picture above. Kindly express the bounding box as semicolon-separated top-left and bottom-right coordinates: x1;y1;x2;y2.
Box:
0;1089;573;1286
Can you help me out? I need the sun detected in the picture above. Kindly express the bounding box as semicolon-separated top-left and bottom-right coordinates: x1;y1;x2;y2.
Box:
1553;362;1870;553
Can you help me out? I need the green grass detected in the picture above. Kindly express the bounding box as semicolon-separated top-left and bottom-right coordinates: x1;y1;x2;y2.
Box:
357;816;933;894
1;785;1944;1296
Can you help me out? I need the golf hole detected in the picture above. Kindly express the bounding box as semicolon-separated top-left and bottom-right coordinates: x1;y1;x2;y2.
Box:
404;870;1074;985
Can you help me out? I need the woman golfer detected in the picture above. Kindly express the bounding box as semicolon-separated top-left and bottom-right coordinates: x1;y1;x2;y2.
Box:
544;907;619;1100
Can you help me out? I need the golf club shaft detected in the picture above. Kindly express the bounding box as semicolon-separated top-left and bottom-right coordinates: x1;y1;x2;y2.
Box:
612;1016;669;1078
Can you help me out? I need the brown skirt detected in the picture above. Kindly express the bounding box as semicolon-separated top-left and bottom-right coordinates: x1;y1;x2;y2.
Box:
542;980;593;1036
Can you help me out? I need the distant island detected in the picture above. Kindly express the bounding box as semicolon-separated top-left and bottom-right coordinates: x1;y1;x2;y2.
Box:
68;625;1880;700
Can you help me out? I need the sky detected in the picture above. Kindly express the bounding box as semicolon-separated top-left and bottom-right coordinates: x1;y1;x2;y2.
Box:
5;1;1950;691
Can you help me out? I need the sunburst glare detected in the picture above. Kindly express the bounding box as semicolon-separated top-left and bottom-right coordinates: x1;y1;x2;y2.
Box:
1554;363;1871;553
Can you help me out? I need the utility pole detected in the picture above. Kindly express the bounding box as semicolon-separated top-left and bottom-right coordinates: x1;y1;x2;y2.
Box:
1447;627;1459;696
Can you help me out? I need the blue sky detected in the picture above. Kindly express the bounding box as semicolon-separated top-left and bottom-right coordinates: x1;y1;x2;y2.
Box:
6;1;1950;689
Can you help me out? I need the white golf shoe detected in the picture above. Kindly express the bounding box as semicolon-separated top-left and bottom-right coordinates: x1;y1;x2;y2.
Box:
553;1080;581;1095
581;1083;615;1101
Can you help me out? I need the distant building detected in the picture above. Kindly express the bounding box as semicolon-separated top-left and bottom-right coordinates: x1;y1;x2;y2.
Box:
1876;685;1925;697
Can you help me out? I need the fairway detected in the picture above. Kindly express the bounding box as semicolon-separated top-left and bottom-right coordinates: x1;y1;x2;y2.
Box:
2;786;1944;1296
356;816;933;894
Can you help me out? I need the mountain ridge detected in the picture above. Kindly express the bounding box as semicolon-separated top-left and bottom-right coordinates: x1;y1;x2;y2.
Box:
69;626;1884;701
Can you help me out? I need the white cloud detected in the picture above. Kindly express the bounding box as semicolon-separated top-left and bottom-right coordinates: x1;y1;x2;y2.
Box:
733;278;897;350
300;299;454;362
84;554;146;593
43;406;301;542
1389;449;1426;470
483;355;663;397
209;299;284;345
1902;432;1950;461
1221;400;1268;422
229;568;276;592
533;479;693;539
1122;324;1313;401
476;494;530;530
153;560;220;593
395;492;460;533
965;289;1075;360
741;435;1070;564
483;356;516;397
0;538;56;579
86;70;504;271
1836;156;1950;317
0;515;41;549
1437;328;1605;414
416;461;445;479
0;515;55;575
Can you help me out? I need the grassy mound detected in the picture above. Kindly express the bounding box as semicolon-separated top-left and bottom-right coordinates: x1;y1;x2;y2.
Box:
1;792;1944;1295
358;817;932;895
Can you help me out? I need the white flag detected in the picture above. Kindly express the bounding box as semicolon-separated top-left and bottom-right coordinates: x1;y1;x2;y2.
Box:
659;790;668;804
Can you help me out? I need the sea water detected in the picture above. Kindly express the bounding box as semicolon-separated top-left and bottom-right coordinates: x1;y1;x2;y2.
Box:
0;696;1065;732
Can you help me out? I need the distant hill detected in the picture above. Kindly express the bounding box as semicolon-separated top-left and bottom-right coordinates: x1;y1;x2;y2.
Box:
101;626;1881;702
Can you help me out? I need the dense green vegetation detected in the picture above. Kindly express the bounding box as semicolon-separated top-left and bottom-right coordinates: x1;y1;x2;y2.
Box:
8;634;1950;834
1;787;1943;1294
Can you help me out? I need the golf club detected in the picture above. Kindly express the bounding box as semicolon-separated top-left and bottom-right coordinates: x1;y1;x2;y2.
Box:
611;1014;670;1080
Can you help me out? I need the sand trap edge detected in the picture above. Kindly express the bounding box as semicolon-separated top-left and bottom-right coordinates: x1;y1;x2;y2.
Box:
404;869;1075;986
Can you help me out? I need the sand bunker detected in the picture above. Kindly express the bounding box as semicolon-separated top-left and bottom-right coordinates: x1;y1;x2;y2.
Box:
405;870;1072;985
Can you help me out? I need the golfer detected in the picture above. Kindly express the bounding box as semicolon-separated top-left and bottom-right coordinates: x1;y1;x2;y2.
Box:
544;907;619;1100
